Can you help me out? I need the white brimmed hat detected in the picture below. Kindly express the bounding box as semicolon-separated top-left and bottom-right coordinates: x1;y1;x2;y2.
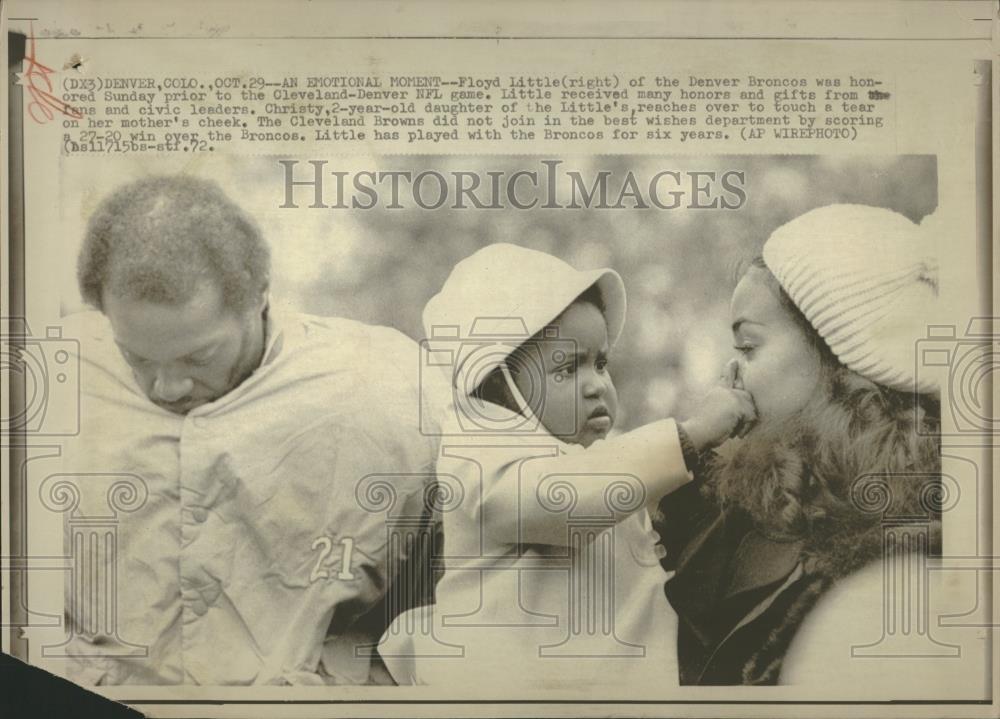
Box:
423;242;626;395
762;204;939;395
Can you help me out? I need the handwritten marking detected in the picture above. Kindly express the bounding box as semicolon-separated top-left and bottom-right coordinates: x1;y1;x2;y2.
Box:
20;23;84;123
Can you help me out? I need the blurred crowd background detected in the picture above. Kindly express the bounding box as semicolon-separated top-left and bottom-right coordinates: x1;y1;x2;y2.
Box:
61;154;936;429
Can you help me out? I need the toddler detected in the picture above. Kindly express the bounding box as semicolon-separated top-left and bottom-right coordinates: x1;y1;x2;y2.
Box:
380;243;753;689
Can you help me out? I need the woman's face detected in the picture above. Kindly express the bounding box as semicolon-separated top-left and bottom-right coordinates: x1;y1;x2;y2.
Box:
730;266;823;427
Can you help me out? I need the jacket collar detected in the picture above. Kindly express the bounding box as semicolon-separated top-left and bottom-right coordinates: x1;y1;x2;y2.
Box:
666;509;803;643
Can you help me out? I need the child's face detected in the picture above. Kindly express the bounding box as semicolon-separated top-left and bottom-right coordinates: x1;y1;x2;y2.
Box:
730;266;822;427
512;301;618;447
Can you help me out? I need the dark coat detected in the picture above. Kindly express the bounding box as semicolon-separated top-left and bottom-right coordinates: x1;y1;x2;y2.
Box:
658;482;871;685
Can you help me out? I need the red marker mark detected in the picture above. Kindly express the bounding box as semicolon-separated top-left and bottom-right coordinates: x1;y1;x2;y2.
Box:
22;24;84;123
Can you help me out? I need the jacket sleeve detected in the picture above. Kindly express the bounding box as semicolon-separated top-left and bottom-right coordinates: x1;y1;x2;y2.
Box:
654;466;718;572
442;418;692;548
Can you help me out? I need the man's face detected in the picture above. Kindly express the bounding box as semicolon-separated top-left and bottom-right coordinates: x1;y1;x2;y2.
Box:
730;266;821;427
103;281;265;415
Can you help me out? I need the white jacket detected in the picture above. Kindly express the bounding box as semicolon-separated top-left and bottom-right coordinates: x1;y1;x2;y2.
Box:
380;404;691;690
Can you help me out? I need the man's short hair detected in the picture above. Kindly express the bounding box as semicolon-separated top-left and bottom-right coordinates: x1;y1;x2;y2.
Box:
78;175;271;313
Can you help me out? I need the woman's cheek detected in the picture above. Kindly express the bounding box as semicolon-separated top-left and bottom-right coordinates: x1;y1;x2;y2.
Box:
740;362;776;423
736;358;756;398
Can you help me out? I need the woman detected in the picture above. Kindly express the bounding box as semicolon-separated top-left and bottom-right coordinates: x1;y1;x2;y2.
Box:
659;203;942;686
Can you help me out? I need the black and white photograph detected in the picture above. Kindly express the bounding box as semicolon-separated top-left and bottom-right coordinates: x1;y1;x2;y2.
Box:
2;2;996;717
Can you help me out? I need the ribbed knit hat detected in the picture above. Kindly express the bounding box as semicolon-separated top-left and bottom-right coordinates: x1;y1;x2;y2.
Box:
762;204;938;394
423;242;626;396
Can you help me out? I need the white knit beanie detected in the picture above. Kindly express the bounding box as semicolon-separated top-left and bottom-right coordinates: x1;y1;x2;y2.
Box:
762;204;939;395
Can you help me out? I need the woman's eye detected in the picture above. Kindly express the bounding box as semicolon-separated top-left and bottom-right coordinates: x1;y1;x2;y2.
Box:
733;344;755;356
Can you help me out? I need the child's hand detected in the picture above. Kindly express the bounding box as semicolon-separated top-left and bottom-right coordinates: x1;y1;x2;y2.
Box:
680;359;756;452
